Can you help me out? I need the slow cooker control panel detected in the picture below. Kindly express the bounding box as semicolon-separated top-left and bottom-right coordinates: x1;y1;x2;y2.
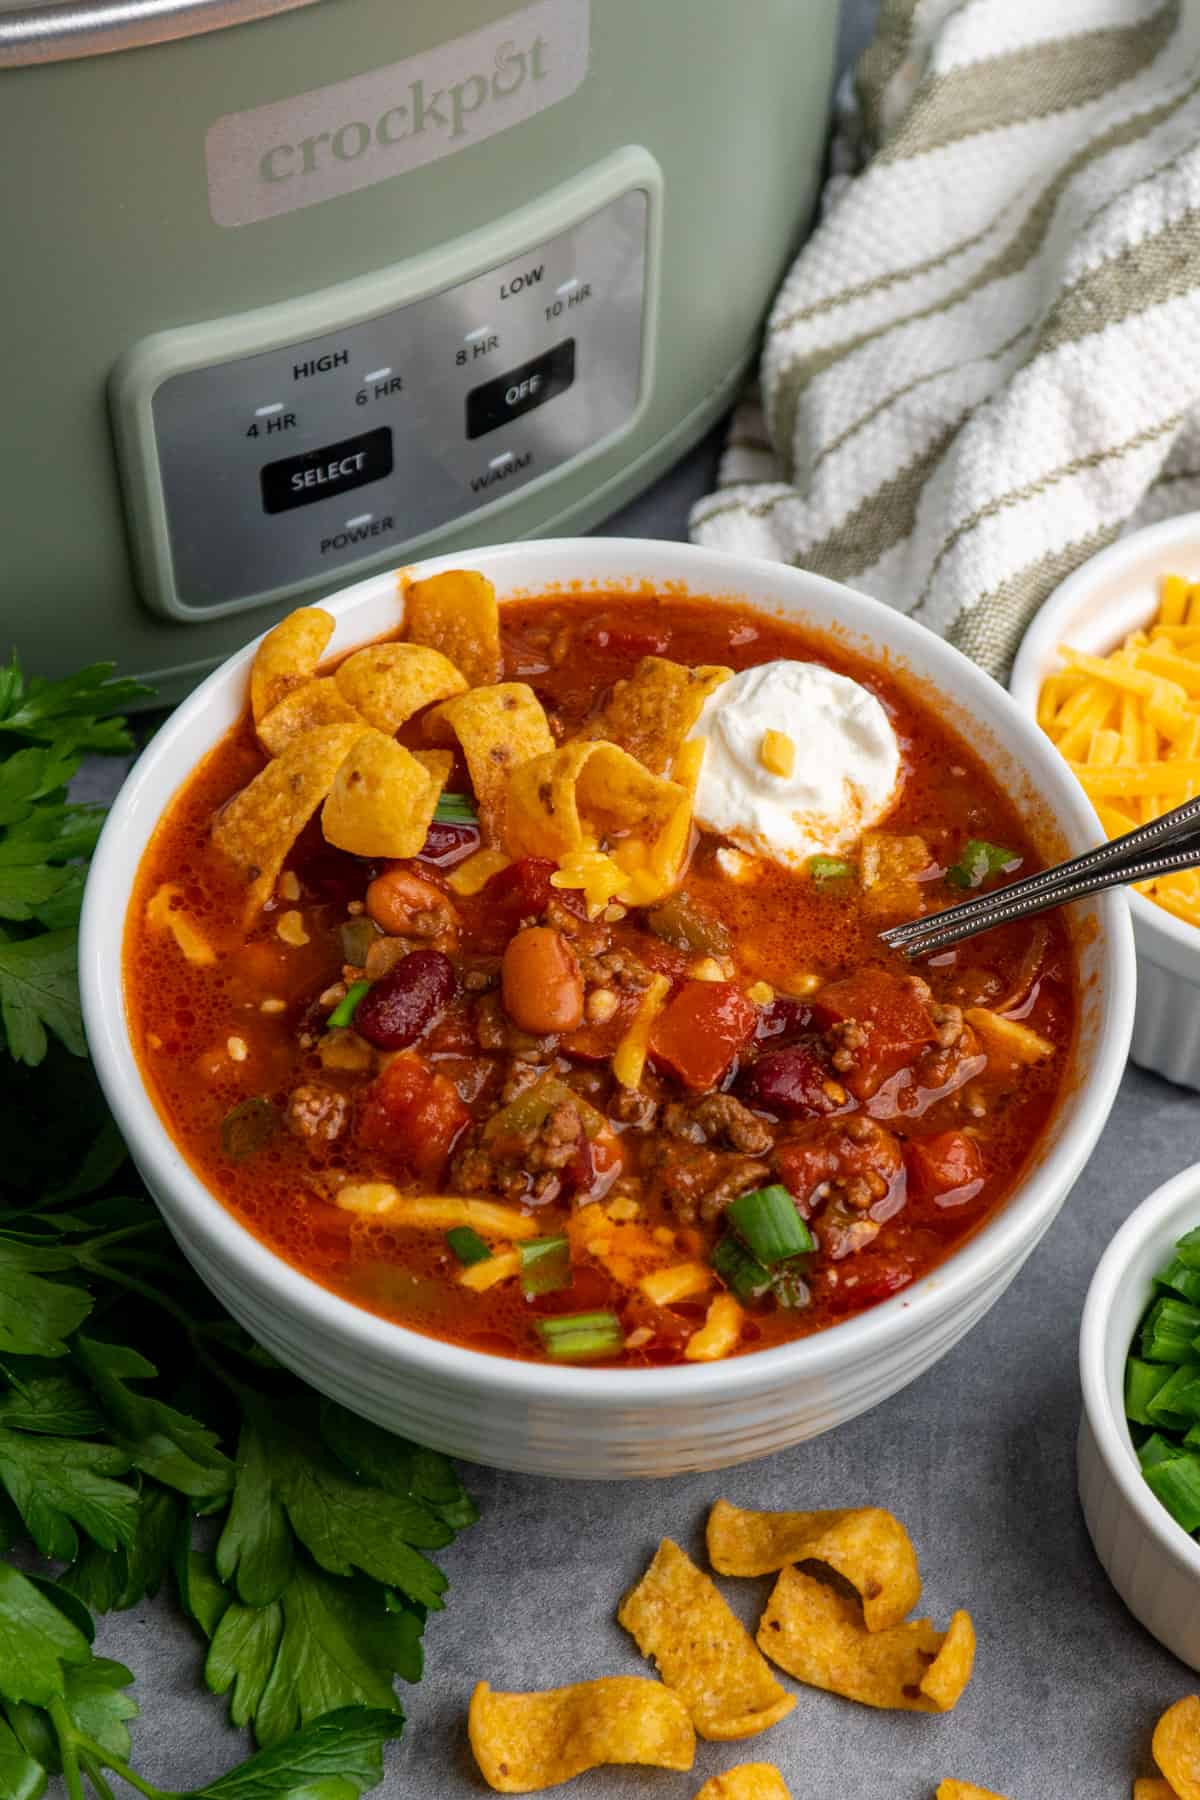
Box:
112;153;657;619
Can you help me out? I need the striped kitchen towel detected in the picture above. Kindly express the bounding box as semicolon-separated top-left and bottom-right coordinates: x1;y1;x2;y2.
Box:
690;0;1200;677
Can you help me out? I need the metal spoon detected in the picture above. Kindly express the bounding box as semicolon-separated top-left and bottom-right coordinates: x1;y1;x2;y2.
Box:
879;794;1200;960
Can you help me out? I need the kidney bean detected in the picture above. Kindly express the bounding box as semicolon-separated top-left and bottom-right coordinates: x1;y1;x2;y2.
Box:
755;997;817;1042
354;948;456;1050
501;927;584;1034
739;1044;841;1119
417;820;481;869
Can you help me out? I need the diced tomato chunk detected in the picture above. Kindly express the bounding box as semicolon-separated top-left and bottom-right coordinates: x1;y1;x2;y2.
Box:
810;969;937;1099
468;858;557;951
906;1130;984;1204
776;1117;904;1210
649;981;758;1091
356;1052;469;1184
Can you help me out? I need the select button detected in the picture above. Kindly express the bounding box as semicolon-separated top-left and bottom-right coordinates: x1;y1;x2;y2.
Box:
466;339;575;441
261;426;393;515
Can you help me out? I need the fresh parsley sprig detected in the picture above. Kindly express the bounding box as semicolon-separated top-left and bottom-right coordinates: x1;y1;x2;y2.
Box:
0;660;478;1795
0;656;151;1066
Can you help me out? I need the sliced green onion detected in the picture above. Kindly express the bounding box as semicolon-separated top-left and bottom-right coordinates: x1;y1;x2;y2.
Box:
727;1185;816;1265
1147;1365;1200;1429
1143;1296;1200;1362
1140;1432;1185;1470
809;856;854;884
327;980;370;1030
711;1235;772;1301
771;1263;813;1310
1145;1452;1200;1533
1126;1357;1172;1426
434;792;479;826
446;1227;491;1267
520;1235;572;1298
1157;1257;1200;1307
536;1311;624;1361
1175;1225;1200;1270
1140;1295;1200;1363
1185;1422;1200;1449
945;839;1022;891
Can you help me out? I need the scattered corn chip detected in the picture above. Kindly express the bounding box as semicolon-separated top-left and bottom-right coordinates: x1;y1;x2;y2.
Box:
404;568;502;688
334;641;467;732
937;1785;1010;1800
468;1677;695;1793
1154;1695;1200;1800
757;1565;975;1713
334;1187;538;1238
507;740;691;902
618;1539;794;1741
693;1765;791;1800
144;883;215;967
256;676;363;755
685;1294;745;1363
707;1499;921;1633
581;656;730;774
250;607;333;722
321;732;451;859
427;683;555;844
1134;1782;1176;1800
211;723;364;917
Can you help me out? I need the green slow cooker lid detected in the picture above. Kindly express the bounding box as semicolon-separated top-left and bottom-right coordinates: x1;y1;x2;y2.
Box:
0;0;324;66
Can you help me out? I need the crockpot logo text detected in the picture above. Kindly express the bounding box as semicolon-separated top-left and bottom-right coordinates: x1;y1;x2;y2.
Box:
205;0;590;228
259;37;550;186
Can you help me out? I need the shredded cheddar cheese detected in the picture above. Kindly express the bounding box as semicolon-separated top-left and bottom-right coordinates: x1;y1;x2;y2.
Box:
759;728;796;778
612;972;671;1090
1038;572;1200;925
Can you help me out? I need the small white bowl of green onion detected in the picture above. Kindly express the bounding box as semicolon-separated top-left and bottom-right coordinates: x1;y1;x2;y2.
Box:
1079;1162;1200;1669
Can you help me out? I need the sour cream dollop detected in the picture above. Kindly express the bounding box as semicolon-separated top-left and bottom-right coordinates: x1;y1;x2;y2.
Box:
687;660;901;869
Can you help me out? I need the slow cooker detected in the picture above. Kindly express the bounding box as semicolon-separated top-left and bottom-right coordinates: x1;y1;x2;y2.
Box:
2;0;837;701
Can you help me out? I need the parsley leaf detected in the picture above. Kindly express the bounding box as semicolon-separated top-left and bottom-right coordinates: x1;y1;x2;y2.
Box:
0;1357;102;1435
188;1705;401;1800
0;657;149;751
61;1484;179;1613
0;928;85;1063
0;1716;45;1800
72;1336;234;1501
0;1563;91;1706
208;1563;419;1748
0;1240;92;1356
0;1426;137;1560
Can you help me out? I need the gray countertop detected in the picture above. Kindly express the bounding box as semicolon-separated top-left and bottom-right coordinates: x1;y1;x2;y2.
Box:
85;430;1200;1800
75;5;1200;1794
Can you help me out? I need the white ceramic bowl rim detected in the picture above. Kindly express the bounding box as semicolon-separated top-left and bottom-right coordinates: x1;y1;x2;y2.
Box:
1010;511;1200;968
82;538;1136;1410
1080;1160;1200;1577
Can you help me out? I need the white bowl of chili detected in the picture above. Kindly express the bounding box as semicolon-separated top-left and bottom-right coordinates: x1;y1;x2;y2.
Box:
1078;1161;1200;1672
1009;513;1200;1091
82;539;1136;1478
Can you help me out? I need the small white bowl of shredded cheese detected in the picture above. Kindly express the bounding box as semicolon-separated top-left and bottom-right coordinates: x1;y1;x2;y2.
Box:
1011;512;1200;1091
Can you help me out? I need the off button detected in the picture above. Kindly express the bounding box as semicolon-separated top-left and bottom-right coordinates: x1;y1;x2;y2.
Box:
465;339;575;441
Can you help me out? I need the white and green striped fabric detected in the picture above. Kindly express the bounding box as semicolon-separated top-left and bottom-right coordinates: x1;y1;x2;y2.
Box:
690;0;1200;675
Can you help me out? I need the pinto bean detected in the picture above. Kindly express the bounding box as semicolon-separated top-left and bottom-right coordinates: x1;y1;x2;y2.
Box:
501;927;584;1034
365;865;459;947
